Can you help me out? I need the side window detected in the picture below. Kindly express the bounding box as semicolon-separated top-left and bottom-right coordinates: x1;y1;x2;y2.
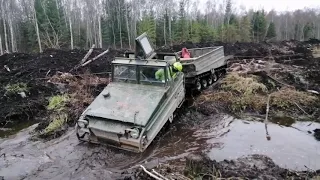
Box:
114;65;136;81
139;66;166;84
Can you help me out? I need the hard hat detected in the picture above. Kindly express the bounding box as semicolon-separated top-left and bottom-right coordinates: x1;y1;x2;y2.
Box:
173;62;183;72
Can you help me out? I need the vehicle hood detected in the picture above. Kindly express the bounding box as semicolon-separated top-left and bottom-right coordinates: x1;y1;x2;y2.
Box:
83;82;168;127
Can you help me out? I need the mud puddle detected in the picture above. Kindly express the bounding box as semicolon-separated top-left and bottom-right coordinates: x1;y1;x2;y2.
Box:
207;118;320;171
0;114;319;179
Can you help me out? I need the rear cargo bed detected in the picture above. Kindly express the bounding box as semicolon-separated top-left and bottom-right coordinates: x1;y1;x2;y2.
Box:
177;46;226;78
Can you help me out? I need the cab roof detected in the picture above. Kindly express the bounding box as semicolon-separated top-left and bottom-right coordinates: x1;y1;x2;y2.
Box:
112;58;168;67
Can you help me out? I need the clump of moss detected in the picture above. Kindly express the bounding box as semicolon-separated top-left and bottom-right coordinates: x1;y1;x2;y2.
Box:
47;94;69;111
44;113;68;135
42;94;70;136
4;83;29;95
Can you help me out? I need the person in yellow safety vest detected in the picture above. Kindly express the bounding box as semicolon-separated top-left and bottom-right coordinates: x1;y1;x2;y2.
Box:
155;62;183;82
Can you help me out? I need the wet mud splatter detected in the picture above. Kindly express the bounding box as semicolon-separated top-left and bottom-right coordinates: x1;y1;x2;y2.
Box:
0;114;319;179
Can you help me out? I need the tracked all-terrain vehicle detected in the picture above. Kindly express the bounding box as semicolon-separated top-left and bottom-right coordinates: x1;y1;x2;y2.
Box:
76;33;231;152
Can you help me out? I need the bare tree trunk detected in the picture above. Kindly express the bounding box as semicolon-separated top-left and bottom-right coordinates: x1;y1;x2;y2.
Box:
117;0;123;48
285;16;288;40
78;17;81;45
168;9;172;46
8;11;15;52
3;20;9;53
164;8;167;46
93;16;97;47
33;2;43;53
0;35;3;55
317;24;320;39
2;2;9;53
125;4;131;49
133;0;137;40
98;16;102;48
69;16;74;49
86;19;89;48
0;0;7;52
112;23;116;48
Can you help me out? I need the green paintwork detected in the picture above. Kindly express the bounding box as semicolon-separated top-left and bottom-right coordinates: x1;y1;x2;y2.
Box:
84;82;168;127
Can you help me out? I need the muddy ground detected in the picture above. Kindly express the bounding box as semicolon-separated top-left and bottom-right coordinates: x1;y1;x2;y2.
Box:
0;40;320;179
0;48;125;137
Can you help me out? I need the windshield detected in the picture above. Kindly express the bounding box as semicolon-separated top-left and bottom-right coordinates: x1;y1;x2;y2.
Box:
113;65;137;82
140;66;167;84
113;64;167;85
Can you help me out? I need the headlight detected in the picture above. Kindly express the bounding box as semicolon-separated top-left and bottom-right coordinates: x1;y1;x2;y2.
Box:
78;120;88;128
129;128;140;139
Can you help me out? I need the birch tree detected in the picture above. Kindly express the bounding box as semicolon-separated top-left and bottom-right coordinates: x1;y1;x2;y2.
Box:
0;35;3;55
1;0;9;53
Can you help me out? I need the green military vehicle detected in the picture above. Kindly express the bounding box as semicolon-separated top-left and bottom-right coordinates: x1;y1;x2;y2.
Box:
76;33;230;152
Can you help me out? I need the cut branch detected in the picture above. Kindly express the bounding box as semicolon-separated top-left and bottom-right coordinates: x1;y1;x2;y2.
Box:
81;49;109;67
80;44;95;64
139;165;163;180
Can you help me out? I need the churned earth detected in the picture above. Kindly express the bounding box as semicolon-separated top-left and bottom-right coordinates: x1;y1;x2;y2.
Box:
0;113;319;179
0;40;320;179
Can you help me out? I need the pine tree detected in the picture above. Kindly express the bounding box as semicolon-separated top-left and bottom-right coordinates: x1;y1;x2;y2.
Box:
303;22;314;40
138;10;156;43
266;22;276;39
251;10;267;42
239;15;251;42
34;0;67;48
177;0;188;42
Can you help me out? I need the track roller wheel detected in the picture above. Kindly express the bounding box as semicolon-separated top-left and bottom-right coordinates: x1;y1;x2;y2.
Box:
201;78;208;89
212;73;218;82
195;79;202;91
207;76;213;85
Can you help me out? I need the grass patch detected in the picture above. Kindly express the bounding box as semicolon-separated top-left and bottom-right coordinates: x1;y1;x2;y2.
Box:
47;94;69;111
4;83;29;95
221;73;268;96
199;73;268;113
197;73;319;118
270;87;318;109
44;113;68;135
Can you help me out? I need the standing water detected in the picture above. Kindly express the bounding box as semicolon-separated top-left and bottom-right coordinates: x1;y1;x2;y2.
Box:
0;114;319;179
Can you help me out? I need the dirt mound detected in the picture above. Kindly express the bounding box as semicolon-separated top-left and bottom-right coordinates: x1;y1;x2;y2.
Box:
0;48;125;135
157;39;316;58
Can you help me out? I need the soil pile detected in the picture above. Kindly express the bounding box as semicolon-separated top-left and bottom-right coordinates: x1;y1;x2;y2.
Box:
0;48;125;136
157;39;313;58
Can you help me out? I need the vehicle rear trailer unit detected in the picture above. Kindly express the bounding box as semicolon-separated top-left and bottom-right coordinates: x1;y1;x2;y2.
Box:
177;47;233;91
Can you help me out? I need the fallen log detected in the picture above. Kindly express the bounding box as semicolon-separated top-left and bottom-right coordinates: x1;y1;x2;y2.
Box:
80;44;95;64
81;49;110;67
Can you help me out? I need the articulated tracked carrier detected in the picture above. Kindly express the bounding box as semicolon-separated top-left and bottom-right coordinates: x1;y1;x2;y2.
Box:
76;33;231;152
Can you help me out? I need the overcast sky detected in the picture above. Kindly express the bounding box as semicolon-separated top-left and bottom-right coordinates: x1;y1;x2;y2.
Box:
199;0;320;12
